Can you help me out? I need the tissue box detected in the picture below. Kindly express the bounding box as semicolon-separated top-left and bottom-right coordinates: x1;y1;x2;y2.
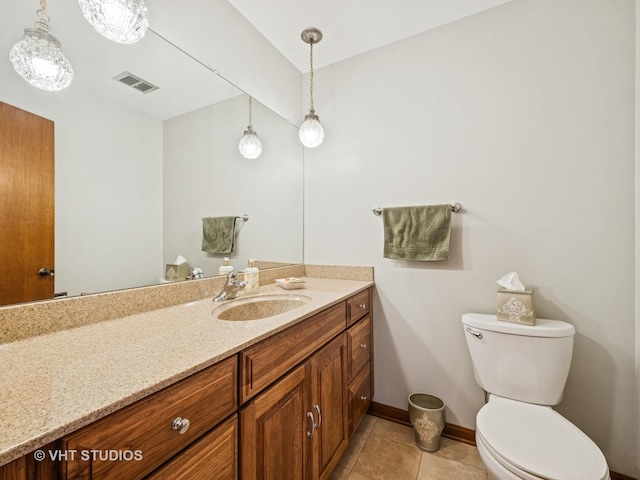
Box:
497;288;536;325
165;264;191;281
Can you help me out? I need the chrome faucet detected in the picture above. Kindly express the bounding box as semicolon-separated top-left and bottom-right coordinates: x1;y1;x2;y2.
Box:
212;270;246;302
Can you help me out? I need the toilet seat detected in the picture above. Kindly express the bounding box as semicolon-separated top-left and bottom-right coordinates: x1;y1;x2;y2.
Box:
477;396;609;480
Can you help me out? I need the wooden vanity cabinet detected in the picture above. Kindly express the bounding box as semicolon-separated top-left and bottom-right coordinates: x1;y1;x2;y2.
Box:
347;318;372;436
240;334;348;480
60;356;237;480
1;287;373;480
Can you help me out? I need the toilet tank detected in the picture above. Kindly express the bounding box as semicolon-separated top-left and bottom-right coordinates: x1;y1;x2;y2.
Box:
462;313;575;406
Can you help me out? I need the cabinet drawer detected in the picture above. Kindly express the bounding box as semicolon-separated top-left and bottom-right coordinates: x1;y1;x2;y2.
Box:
348;363;371;436
61;356;237;480
240;302;346;403
347;289;370;327
347;316;371;382
146;415;237;480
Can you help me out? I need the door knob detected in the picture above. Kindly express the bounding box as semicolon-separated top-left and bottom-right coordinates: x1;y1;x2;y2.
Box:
38;268;54;277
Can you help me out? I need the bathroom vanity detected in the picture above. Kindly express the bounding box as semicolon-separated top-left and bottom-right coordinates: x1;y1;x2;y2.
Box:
0;273;373;480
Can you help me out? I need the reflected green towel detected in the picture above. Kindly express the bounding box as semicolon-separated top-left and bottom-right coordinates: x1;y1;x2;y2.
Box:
202;216;236;254
383;205;451;261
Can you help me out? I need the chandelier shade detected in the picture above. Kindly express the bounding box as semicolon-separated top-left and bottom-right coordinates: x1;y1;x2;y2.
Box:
299;27;324;148
238;97;262;159
10;1;73;91
78;0;148;44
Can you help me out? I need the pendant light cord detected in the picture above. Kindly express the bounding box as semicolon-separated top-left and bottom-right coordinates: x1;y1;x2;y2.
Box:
248;96;253;127
309;42;314;111
35;0;51;30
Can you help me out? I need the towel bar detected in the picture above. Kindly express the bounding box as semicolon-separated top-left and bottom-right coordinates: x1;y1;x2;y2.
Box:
235;214;249;221
372;203;461;216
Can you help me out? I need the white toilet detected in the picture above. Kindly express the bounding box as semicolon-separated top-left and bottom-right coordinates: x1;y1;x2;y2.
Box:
461;313;609;480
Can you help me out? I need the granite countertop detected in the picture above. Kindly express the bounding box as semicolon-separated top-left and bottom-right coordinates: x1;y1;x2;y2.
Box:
0;277;373;467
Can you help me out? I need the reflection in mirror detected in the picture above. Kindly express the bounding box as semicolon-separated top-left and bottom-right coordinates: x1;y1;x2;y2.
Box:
0;1;303;306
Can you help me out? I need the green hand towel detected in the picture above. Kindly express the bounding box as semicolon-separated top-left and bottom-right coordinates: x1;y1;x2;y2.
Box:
202;216;236;254
383;205;451;261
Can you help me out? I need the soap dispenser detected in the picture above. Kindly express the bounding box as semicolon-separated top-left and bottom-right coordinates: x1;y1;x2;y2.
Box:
219;257;234;276
244;259;260;293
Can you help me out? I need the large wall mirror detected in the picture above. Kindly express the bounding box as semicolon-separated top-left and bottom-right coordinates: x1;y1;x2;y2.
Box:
0;1;303;306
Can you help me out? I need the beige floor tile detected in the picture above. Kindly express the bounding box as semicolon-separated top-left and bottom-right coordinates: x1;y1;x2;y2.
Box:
339;428;371;468
329;465;351;480
370;417;418;448
436;437;486;470
353;434;422;480
417;453;487;480
358;414;378;432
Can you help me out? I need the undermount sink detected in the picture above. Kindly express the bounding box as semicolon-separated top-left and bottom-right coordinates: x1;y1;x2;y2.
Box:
212;294;312;321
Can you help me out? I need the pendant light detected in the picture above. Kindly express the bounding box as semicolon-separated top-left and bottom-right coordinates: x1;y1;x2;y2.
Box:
78;0;148;44
10;0;74;91
299;27;324;148
238;96;262;159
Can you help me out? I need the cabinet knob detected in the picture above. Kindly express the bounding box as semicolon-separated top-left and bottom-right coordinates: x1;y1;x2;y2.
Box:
360;343;367;349
360;395;368;401
359;304;367;310
172;417;190;434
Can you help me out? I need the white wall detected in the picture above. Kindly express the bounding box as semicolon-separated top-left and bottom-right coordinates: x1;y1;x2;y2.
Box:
163;95;304;276
150;0;301;126
1;65;164;297
304;0;636;475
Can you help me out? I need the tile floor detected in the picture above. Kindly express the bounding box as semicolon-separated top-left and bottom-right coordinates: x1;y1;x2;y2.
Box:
330;416;488;480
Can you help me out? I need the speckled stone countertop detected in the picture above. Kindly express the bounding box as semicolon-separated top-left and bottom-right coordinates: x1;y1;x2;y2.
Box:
0;276;373;467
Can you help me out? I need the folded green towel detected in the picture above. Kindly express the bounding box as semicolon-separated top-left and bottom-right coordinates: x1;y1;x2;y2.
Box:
202;216;236;254
383;205;451;261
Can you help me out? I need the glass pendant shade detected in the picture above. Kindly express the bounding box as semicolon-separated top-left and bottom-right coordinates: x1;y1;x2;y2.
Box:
10;25;74;92
239;126;262;159
299;110;324;148
78;0;148;44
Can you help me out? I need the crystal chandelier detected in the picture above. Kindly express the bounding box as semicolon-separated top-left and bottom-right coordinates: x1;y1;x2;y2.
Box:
78;0;148;45
238;96;263;159
299;27;324;148
10;0;74;91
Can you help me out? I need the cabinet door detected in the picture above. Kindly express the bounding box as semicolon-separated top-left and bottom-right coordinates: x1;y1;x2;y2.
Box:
240;364;309;480
308;334;348;480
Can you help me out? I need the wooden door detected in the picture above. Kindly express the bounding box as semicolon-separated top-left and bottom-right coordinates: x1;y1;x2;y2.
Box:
308;334;348;480
240;364;309;480
0;102;54;306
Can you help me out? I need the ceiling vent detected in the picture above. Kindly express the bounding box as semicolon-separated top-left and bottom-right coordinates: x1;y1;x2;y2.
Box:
112;71;158;94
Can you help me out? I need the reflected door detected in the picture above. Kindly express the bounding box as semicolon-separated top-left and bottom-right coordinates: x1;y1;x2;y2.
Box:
0;102;54;306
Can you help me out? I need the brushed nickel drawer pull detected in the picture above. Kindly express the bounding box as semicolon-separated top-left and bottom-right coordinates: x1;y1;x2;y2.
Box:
359;304;367;309
360;343;367;349
306;411;317;437
314;404;322;428
172;417;190;434
360;395;368;401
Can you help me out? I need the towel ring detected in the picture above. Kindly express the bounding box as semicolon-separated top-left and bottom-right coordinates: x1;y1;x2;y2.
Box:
372;203;461;216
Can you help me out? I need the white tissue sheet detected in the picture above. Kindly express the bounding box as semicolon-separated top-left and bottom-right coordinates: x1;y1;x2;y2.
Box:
496;272;525;291
173;255;188;265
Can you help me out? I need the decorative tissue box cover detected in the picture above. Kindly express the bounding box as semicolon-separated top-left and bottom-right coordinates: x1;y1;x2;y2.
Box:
497;288;536;325
165;264;191;281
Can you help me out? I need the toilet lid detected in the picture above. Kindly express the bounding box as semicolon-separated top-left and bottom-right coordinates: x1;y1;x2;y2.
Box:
477;396;609;480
